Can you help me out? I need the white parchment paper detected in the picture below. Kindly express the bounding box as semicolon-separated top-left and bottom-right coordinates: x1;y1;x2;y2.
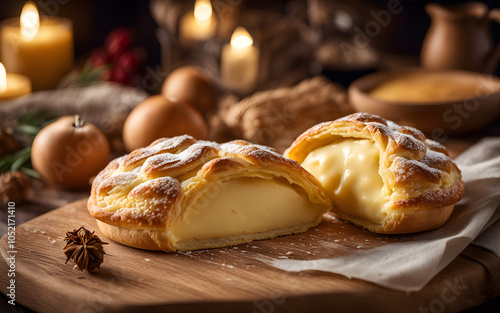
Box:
264;138;500;292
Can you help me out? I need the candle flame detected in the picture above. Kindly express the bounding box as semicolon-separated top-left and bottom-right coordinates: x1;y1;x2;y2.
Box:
0;63;7;93
21;1;40;41
230;27;253;48
194;0;212;22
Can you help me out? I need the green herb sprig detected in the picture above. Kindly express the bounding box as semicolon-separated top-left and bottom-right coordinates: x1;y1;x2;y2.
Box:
0;110;57;178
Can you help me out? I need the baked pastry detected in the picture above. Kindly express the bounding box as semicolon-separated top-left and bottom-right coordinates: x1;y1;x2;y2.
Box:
285;113;464;234
88;135;331;252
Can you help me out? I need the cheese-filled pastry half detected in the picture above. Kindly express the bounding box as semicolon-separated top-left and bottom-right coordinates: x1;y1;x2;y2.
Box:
88;135;331;252
285;113;464;234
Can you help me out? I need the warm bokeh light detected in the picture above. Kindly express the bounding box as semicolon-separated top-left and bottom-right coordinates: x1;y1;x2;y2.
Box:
230;27;253;49
20;1;40;41
194;0;212;22
0;63;7;92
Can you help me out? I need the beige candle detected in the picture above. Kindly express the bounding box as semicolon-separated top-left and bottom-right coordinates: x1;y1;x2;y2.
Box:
0;62;31;101
221;27;259;93
179;0;217;46
0;1;74;91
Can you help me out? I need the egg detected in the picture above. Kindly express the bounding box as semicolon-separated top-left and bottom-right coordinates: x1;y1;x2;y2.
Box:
161;66;217;114
31;115;110;189
123;95;207;152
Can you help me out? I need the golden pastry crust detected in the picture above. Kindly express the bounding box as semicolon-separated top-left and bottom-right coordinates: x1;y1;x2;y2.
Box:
285;113;464;234
88;135;331;252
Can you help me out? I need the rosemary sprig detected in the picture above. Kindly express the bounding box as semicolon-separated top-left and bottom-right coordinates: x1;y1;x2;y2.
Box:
1;111;56;178
14;110;57;138
18;167;39;178
72;62;109;88
0;147;39;178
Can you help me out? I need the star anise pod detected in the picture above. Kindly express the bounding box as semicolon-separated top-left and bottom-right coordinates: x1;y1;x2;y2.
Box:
63;226;108;271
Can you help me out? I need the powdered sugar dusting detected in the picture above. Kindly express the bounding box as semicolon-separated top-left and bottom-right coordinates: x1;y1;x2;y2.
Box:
122;135;196;168
142;143;218;178
341;113;454;187
99;172;138;193
392;157;442;184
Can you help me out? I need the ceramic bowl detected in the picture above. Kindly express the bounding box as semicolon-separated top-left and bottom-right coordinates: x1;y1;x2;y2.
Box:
348;68;500;135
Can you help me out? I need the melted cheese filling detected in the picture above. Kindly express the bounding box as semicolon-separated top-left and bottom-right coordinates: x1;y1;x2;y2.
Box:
172;178;322;243
301;139;387;223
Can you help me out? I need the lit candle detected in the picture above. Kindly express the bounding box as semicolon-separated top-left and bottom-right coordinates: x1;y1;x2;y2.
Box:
0;1;74;91
221;27;259;93
179;0;217;46
0;62;31;101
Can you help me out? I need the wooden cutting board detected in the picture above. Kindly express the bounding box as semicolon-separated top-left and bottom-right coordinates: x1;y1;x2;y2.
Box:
1;199;499;313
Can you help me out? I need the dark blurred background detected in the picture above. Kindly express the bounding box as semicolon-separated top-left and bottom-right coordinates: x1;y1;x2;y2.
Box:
0;0;499;74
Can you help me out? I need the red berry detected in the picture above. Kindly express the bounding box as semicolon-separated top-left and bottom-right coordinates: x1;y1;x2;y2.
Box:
88;48;110;68
116;50;141;73
104;29;133;59
109;67;131;85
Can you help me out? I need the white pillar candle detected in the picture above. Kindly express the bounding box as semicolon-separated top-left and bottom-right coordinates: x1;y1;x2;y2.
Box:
0;1;74;91
0;62;31;101
221;27;259;93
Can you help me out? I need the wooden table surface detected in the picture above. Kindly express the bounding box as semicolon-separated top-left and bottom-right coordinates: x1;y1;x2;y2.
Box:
1;132;499;312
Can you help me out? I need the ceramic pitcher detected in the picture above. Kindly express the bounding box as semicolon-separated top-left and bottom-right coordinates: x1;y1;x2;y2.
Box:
421;2;500;73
